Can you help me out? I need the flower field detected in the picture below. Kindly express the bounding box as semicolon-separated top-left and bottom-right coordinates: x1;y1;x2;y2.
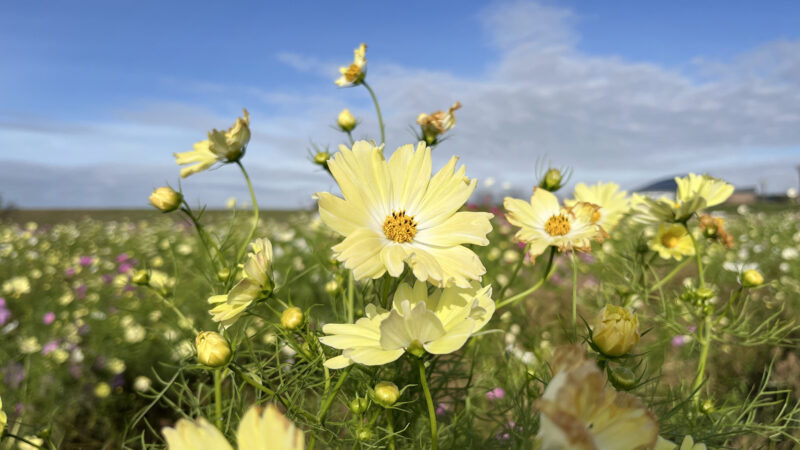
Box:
1;43;800;449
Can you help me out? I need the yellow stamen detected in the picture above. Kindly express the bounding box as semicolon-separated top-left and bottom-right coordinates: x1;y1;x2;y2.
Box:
662;234;680;249
383;210;417;243
544;214;571;236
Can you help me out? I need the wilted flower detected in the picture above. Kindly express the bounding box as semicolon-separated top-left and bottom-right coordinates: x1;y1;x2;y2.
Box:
209;238;274;327
337;109;357;132
174;108;251;178
281;307;304;330
592;305;640;357
504;187;606;259
649;224;695;261
417;101;461;145
535;346;658;449
195;331;232;367
315;141;493;288
321;281;494;368
698;214;734;248
566;182;630;232
373;381;400;407
149;186;183;212
163;403;305;450
335;43;367;87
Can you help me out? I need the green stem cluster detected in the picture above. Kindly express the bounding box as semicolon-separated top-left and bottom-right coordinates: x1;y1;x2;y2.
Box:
496;247;557;309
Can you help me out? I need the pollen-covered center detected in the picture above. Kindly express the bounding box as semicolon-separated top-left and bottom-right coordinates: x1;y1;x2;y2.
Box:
344;64;362;82
544;214;571;236
383;210;417;243
661;234;680;249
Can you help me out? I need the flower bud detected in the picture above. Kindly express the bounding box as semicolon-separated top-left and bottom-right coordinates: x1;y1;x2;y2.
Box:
314;151;331;166
741;269;764;288
94;382;111;398
149;187;182;212
539;168;563;191
592;305;640;357
373;381;400;408
132;270;149;286
216;267;231;282
281;307;304;330
607;366;637;391
349;396;369;414
195;331;232;367
357;429;373;441
337;109;357;132
699;398;715;414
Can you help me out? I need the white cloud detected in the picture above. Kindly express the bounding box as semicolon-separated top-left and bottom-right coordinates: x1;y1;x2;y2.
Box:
2;0;800;208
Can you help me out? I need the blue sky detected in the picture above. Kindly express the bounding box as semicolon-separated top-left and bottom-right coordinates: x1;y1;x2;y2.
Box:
1;1;799;208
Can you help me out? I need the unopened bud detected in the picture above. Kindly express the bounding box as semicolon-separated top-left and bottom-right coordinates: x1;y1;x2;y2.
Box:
540;168;563;191
337;109;357;132
699;398;715;414
132;270;149;286
281;307;304;330
195;331;232;367
373;381;400;408
608;366;637;391
592;305;640;357
217;267;231;282
357;429;373;441
349;397;369;414
741;269;764;288
149;187;182;212
314;151;331;168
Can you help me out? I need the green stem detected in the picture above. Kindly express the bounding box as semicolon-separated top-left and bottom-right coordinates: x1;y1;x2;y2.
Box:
181;205;225;266
347;271;355;323
685;223;705;288
692;316;712;400
571;251;579;338
214;368;223;429
346;130;355;146
386;409;396;450
317;365;352;424
236;161;260;263
417;358;438;450
362;81;385;145
647;258;691;294
146;286;199;335
497;244;530;300
496;247;557;309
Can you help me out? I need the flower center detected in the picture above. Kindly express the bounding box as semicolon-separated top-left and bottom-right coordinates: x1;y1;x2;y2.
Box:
591;210;602;223
344;64;362;82
661;234;680;249
544;214;571;236
383;210;417;243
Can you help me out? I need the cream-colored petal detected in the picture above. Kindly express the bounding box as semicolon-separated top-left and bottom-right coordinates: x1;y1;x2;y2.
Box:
237;404;305;450
414;211;493;247
346;347;405;366
424;318;475;354
163;417;233;450
380;243;407;277
315;192;367;236
414;156;477;227
323;355;354;369
406;244;486;288
387;142;432;212
332;228;387;281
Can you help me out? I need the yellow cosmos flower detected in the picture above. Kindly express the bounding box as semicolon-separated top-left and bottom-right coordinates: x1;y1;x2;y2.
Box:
335;43;367;87
417;101;461;145
209;238;274;327
566;182;630;232
320;281;494;369
535;346;659;450
592;305;640;357
174;108;251;178
163;403;304;450
649;224;695;261
315;140;493;288
676;173;734;209
635;173;733;224
504;188;606;259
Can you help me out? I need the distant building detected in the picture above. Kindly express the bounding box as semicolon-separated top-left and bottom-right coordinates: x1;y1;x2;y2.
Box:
635;176;757;204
